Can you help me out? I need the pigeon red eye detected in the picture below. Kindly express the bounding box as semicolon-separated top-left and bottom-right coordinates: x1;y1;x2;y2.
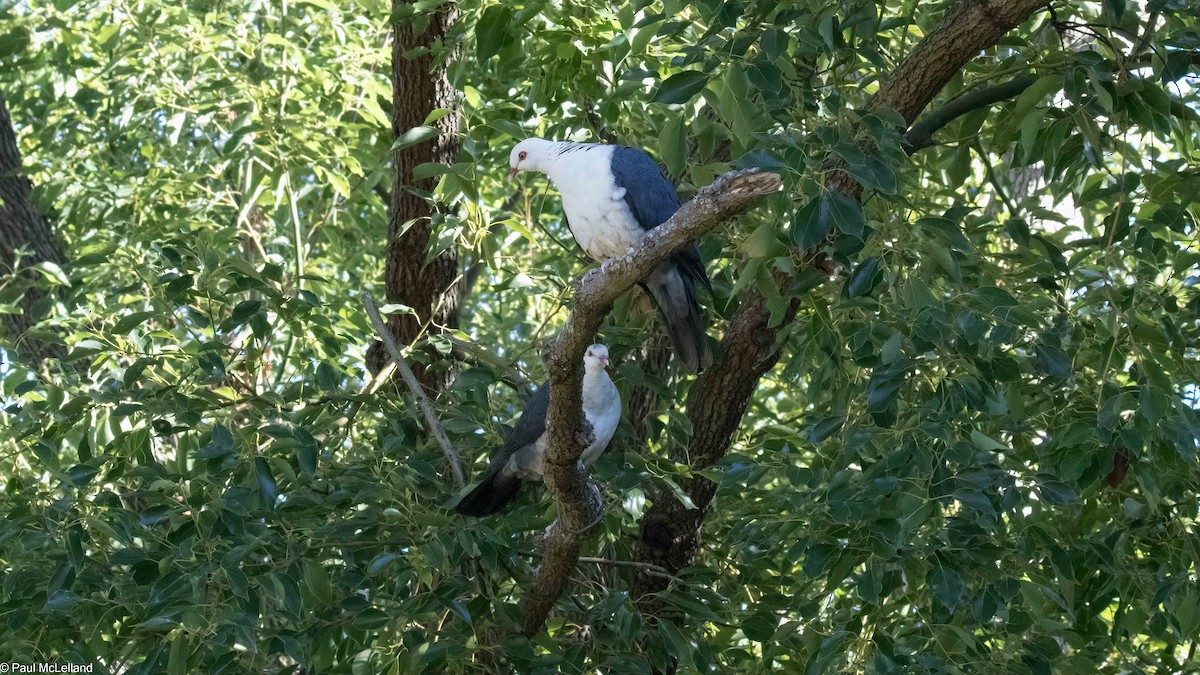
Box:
519;151;527;161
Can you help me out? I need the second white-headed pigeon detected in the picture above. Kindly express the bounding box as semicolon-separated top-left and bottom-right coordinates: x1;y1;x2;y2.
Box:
455;344;621;517
508;138;714;372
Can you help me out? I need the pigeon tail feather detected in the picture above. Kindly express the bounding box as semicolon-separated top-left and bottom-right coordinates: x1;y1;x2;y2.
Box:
642;264;713;372
454;467;524;517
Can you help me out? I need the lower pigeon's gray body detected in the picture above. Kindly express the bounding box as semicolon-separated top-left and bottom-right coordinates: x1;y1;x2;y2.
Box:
455;347;620;517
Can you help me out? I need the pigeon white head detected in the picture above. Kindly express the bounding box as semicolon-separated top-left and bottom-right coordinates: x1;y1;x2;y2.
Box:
583;344;610;372
508;137;555;179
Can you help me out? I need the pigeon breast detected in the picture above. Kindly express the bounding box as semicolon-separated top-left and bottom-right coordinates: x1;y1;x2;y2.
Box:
547;145;646;261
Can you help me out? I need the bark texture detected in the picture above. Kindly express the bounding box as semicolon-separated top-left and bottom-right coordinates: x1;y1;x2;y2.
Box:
904;75;1037;153
368;3;461;394
868;0;1050;126
519;170;783;636
630;0;1052;608
0;91;66;367
632;286;798;609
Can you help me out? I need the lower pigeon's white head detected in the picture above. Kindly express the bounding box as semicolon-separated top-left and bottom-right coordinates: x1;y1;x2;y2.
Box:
508;137;556;179
583;344;610;372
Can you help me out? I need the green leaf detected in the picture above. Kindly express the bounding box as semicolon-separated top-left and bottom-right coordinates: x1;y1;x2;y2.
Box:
229;300;262;324
741;610;777;642
255;457;277;510
43;590;84;613
411;162;450;181
354;607;389;630
368;552;399;577
807;415;844;443
805;631;850;675
791;197;831;250
297;444;317;478
969;430;1007;452
653;71;710;105
303;561;333;607
1139;386;1168;424
930;565;964;610
68;464;100;486
1033;344;1072;379
659;115;687;178
740;222;783;258
0;26;31;58
379;303;417;316
442;597;472;624
197;425;235;459
391;126;439;153
476;5;514;60
660;476;697;510
1102;0;1125;23
1037;479;1077;505
423;108;454;125
31;261;70;286
824;190;864;238
1012;75;1064;124
659;619;691;662
316;362;340;391
168;630;188;675
954;488;996;518
844;256;882;298
113;311;156;334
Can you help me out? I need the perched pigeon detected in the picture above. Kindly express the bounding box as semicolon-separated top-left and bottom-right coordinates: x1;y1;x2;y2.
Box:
455;344;621;517
508;138;714;372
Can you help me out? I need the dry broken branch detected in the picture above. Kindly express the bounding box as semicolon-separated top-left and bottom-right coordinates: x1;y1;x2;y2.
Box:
361;291;466;487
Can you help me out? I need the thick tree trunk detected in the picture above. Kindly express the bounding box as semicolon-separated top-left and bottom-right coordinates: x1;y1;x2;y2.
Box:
630;0;1052;608
631;284;798;608
0;90;66;367
367;2;460;395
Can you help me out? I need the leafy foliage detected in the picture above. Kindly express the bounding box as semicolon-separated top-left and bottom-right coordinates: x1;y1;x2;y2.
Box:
1;0;1198;672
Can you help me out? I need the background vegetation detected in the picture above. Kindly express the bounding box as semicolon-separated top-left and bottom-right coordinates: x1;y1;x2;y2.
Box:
0;0;1197;671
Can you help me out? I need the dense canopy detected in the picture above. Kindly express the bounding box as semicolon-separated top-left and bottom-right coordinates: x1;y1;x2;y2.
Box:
0;0;1197;672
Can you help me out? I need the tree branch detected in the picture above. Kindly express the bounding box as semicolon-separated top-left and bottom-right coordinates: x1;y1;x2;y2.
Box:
518;169;783;636
521;550;677;580
631;279;800;610
904;75;1037;153
632;0;1055;611
361;291;466;487
902;48;1200;154
866;0;1051;126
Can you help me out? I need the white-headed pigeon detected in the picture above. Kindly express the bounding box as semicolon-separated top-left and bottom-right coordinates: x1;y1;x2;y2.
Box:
508;138;714;372
455;344;621;517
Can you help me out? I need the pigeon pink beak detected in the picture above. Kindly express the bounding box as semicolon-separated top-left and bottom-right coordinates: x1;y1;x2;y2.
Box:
508;167;519;180
599;356;608;367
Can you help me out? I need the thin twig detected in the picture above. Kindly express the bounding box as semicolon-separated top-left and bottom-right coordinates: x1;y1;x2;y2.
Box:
312;359;396;443
361;291;465;487
522;551;677;580
973;142;1020;218
576;557;677;581
446;336;535;399
904;75;1037;153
